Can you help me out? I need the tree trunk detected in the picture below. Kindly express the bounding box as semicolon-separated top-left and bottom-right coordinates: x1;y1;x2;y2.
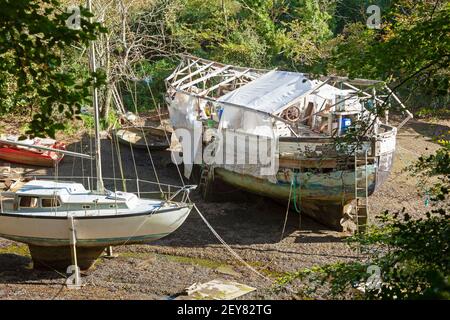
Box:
101;83;112;120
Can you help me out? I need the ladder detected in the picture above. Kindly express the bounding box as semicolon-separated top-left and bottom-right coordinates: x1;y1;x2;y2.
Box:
199;165;212;201
354;150;369;233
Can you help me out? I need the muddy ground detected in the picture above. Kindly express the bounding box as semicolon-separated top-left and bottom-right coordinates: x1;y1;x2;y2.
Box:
0;118;448;300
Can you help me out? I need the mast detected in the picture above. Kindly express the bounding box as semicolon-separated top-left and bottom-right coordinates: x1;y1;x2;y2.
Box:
87;0;104;192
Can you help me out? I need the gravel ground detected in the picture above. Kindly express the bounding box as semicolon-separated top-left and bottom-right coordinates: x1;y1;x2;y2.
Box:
0;118;448;300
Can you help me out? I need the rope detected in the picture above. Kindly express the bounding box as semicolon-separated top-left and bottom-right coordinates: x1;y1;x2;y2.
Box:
281;178;293;241
138;62;186;187
292;172;301;214
259;178;295;271
192;203;271;282
80;137;86;188
124;77;164;194
109;126;118;212
70;142;77;177
112;123;127;192
126;134;140;192
89;127;94;188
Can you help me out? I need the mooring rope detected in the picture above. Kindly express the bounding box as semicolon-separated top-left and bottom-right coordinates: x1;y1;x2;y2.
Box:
124;76;164;194
292;173;301;213
192;203;271;282
138;62;186;188
280;178;294;242
112;122;127;192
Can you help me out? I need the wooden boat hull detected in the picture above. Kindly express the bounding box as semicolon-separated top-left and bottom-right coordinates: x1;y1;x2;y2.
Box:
213;151;394;230
0;145;64;167
113;126;171;151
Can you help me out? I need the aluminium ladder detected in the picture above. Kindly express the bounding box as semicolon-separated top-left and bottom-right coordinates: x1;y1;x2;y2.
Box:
354;149;369;233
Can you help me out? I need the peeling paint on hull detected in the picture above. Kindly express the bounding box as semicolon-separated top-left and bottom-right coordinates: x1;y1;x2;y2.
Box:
213;151;394;230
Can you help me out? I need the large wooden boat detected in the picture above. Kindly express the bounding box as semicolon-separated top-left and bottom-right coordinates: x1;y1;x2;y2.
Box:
165;55;413;232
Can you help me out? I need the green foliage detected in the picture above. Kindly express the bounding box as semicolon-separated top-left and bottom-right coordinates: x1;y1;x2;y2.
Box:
132;59;177;109
278;209;449;299
328;0;450;111
2;0;448;133
0;0;106;137
275;0;334;71
278;140;450;299
333;0;393;34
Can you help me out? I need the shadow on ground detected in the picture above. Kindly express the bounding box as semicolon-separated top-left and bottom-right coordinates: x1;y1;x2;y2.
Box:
0;253;64;284
403;119;450;140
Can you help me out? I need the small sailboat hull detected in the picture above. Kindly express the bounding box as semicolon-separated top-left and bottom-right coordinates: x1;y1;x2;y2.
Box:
0;205;192;269
28;245;106;270
0;206;192;247
0;138;65;167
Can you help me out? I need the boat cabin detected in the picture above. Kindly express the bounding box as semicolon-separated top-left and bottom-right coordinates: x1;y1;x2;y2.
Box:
0;180;135;215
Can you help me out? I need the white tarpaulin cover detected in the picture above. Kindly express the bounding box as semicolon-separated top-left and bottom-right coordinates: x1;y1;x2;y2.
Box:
217;70;313;114
168;92;203;178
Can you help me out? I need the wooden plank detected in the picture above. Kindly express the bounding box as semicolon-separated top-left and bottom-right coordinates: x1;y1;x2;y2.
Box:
166;58;199;82
279;157;338;169
199;69;250;96
179;65;231;90
342;82;384;105
315;75;382;86
385;85;413;118
279;136;334;143
171;62;214;87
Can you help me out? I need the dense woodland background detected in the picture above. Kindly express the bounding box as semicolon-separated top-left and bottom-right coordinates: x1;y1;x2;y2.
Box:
0;0;449;135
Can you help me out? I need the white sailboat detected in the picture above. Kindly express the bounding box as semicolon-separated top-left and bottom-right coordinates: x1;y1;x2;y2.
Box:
0;1;195;271
0;180;194;247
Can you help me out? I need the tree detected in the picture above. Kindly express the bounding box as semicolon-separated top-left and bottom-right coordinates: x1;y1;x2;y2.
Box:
0;0;105;137
328;0;450;111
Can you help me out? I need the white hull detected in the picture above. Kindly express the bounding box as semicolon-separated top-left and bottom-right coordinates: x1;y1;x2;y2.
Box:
0;205;192;247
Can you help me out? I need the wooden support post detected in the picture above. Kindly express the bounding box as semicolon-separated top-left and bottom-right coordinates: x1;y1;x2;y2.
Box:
337;114;343;136
104;246;118;259
384;85;413;130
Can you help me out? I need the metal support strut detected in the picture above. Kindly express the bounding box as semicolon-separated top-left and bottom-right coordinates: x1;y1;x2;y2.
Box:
104;246;118;259
66;216;82;289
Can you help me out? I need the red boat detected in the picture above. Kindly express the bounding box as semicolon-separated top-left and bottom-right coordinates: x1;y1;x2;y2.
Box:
0;136;65;167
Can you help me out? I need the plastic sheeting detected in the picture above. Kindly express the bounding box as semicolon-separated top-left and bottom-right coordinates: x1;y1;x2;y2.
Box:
217;70;312;114
168;92;203;178
218;105;275;137
312;83;362;112
212;129;279;182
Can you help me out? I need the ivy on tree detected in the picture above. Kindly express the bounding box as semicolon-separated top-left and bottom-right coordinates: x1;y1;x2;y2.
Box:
0;0;106;137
